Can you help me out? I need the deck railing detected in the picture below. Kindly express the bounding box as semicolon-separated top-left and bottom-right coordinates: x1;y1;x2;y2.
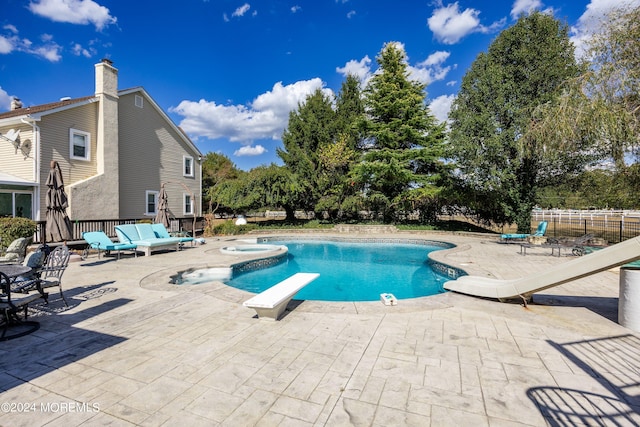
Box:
33;217;205;244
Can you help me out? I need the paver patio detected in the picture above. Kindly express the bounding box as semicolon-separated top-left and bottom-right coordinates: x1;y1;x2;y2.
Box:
1;231;638;426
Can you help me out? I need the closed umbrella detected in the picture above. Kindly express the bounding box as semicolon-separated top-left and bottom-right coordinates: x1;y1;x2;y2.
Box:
154;184;170;227
45;161;73;242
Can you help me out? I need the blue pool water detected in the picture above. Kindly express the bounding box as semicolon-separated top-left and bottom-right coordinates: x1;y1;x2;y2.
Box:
225;240;450;302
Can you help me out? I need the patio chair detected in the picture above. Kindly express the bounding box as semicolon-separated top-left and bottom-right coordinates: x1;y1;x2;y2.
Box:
500;221;548;242
0;237;31;264
37;245;71;306
10;245;50;294
82;231;138;259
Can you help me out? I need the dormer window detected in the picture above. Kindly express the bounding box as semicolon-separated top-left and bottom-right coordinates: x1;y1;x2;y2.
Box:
183;155;194;177
70;128;91;161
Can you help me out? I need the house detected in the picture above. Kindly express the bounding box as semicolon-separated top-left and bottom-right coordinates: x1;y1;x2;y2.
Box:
0;59;202;225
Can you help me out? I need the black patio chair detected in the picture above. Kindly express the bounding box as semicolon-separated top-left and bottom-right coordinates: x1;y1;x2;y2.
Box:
36;246;71;306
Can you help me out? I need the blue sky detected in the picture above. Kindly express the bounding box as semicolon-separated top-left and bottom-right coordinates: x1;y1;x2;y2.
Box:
1;0;638;170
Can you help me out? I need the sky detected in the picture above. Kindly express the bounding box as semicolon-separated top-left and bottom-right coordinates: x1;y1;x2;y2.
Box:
1;0;638;170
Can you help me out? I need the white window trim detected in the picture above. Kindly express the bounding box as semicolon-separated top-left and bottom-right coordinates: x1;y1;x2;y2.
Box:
145;190;159;215
183;155;194;177
183;193;193;215
69;128;91;161
135;95;144;108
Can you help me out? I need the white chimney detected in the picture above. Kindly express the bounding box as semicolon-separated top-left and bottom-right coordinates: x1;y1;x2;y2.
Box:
10;98;22;110
95;58;118;98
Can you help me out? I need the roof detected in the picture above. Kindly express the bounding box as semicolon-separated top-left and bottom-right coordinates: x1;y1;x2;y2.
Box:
0;88;202;157
0;96;96;120
0;171;37;186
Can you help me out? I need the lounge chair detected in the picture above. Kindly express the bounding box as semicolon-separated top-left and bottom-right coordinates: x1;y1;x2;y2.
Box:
0;237;31;264
83;231;138;259
500;221;548;242
115;224;182;256
151;223;194;247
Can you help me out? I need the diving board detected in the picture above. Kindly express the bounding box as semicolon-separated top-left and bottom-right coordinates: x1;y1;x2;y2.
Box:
243;273;320;320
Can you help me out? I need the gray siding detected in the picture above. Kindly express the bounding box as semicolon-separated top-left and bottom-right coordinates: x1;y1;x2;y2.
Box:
118;92;201;219
38;103;98;217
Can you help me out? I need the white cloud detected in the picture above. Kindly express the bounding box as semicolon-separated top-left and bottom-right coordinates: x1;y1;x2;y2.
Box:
3;25;18;34
28;0;117;30
0;87;15;111
409;50;455;86
510;0;542;19
428;2;505;44
171;78;331;145
0;36;15;54
34;44;62;62
570;0;640;58
0;27;61;62
336;56;372;85
347;10;356;19
429;94;456;124
235;145;267;156
71;42;95;58
232;3;251;18
291;5;301;13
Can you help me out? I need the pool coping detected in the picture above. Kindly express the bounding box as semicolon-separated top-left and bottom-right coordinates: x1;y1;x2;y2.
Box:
139;234;471;314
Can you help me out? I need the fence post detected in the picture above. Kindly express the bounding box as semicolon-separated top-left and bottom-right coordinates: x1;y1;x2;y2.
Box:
620;221;624;243
584;219;587;236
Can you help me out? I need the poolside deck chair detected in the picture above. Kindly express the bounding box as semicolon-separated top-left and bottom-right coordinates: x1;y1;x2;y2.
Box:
83;231;138;259
0;237;31;264
500;221;548;242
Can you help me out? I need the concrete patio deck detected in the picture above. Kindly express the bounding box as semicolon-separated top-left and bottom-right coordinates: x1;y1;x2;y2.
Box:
1;231;638;426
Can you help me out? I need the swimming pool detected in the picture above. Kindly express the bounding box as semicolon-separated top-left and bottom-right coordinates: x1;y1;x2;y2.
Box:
226;239;451;302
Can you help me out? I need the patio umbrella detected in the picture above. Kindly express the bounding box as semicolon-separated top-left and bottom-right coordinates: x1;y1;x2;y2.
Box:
45;160;73;242
154;184;170;227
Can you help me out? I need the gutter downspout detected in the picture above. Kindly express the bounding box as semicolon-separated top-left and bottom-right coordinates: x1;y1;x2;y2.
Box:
21;117;41;221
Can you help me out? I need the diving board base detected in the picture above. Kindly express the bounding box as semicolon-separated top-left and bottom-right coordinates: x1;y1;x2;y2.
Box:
243;273;320;320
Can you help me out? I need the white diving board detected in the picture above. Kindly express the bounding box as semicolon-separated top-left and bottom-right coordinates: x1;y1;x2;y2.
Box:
243;272;320;320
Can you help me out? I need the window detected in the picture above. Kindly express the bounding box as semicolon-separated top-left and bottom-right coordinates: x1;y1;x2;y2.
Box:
135;95;143;108
183;155;194;177
183;193;193;215
145;191;158;215
0;191;33;218
70;128;91;161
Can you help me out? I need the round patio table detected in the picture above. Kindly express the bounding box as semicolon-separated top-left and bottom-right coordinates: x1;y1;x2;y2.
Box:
0;265;40;341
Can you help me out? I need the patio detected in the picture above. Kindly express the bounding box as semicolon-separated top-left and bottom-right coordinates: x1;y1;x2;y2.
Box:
0;231;638;426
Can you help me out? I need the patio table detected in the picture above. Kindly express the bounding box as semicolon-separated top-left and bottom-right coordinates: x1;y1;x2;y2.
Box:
0;264;40;341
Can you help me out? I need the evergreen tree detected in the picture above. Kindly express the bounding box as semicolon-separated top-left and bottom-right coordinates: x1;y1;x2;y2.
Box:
357;42;446;223
277;89;336;218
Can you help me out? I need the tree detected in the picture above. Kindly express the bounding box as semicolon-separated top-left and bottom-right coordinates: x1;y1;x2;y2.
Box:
277;89;336;218
357;42;446;222
526;5;640;170
201;152;241;214
447;12;581;232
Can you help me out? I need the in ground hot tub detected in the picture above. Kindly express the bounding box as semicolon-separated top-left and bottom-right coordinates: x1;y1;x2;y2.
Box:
219;244;287;255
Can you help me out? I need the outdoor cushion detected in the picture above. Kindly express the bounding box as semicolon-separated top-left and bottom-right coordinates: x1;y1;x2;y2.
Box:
115;224;181;256
83;231;138;259
151;223;194;245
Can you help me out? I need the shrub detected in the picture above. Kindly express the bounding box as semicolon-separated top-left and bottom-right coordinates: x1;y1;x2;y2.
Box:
212;220;258;235
0;217;37;249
